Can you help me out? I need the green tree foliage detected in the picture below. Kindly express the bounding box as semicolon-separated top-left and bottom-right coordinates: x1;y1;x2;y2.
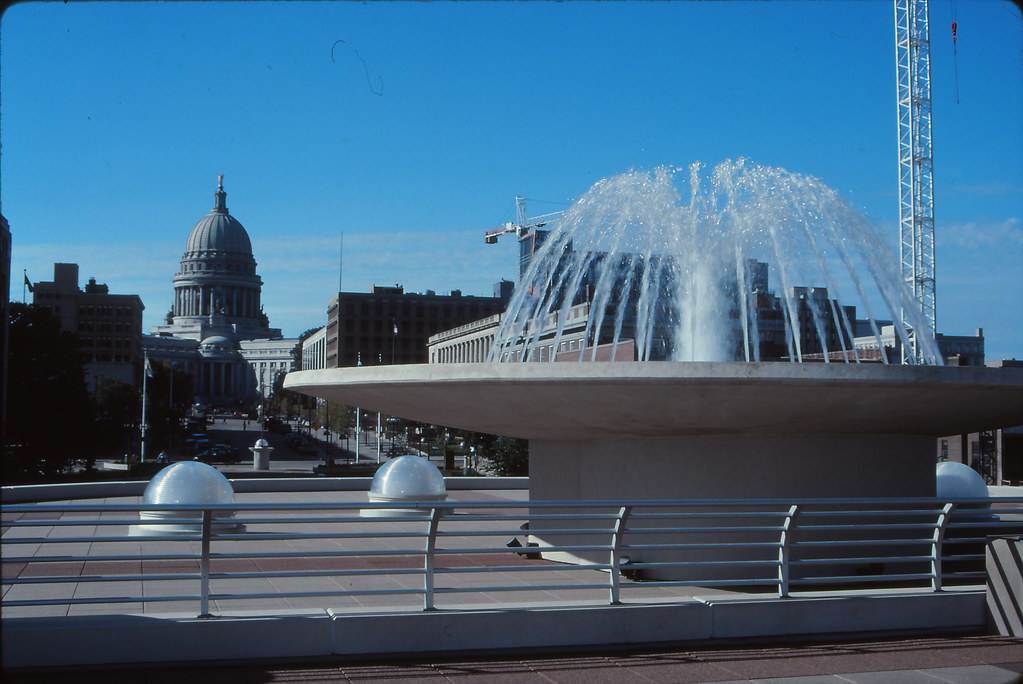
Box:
269;368;307;419
4;303;94;481
91;376;140;465
144;361;193;454
479;435;529;476
268;328;321;418
314;401;353;436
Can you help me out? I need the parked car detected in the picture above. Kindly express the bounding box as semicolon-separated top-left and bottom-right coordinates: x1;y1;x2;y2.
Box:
184;433;210;454
286;434;319;455
264;417;291;434
193;445;242;464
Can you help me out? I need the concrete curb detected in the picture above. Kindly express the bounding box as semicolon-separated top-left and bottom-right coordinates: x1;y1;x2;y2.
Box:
2;591;986;669
0;476;528;503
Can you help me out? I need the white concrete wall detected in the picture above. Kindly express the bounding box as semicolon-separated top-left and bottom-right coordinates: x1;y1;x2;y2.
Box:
2;592;986;669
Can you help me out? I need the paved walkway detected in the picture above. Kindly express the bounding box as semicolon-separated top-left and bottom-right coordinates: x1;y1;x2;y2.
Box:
5;634;1022;682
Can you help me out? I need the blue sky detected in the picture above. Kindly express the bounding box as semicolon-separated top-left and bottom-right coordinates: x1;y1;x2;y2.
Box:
3;0;1021;360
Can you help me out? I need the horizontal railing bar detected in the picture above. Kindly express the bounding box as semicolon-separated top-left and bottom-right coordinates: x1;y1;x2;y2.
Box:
792;523;938;531
5;497;1017;515
224;520;398;528
226;516;376;525
208;568;425;580
207;549;426;560
624;526;784;534
627;511;790;519
210;531;429;542
788;509;945;517
2;594;197;607
0;535;205;544
436;562;611;572
624;559;779;568
210;587;425;600
789;573;934;584
794;556;932;565
434;545;608;555
435;528;610;537
432;515;532;522
623;578;779;587
791;539;930;547
622;542;779;551
2;519;143;527
2;553;202;563
507;514;619;522
433;583;609;594
3;573;199;584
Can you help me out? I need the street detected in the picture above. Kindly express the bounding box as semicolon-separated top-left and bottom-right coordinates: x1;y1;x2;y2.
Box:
189;416;466;475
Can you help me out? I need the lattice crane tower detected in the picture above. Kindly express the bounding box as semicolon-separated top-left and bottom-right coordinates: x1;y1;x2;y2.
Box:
895;0;937;363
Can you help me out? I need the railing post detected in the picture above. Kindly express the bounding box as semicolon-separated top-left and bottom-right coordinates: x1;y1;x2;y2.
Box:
931;502;955;592
424;506;442;611
609;505;631;605
778;504;799;598
199;509;213;618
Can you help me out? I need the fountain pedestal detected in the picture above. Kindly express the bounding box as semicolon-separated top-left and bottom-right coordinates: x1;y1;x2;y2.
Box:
285;361;1021;500
285;361;1023;578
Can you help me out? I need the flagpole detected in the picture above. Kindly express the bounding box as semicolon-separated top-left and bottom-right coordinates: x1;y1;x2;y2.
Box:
141;354;151;463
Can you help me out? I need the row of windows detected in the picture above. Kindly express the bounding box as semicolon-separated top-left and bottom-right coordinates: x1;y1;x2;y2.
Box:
181;261;251;274
82;337;136;349
341;302;497;320
341;319;429;334
343;338;416;352
79;305;139;318
253;361;290;370
78;321;137;333
90;353;132;363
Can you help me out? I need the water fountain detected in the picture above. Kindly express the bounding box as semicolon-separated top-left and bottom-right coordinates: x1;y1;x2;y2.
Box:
493;160;939;365
285;161;1022;504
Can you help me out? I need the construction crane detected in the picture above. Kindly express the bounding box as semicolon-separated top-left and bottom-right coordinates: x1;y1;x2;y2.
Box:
895;0;937;363
485;196;564;279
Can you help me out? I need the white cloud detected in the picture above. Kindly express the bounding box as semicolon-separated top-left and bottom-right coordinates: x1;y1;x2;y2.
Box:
950;184;1023;197
936;217;1022;250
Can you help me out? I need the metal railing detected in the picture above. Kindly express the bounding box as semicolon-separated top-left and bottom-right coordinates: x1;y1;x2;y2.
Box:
3;497;1021;618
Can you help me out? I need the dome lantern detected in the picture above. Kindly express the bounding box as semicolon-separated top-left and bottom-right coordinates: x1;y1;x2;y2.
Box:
213;173;228;214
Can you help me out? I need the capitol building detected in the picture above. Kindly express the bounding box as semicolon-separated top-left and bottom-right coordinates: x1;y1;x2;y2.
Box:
144;176;296;409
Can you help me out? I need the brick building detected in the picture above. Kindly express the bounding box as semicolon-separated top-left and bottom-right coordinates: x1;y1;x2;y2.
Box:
32;263;144;388
325;285;509;368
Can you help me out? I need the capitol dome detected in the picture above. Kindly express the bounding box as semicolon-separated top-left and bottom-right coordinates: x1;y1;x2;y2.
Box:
183;176;253;258
199;335;236;356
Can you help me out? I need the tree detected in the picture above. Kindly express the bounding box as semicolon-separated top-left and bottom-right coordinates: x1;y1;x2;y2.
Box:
4;303;94;481
142;361;193;455
480;436;529;476
315;401;353;436
267;328;321;418
92;376;139;466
